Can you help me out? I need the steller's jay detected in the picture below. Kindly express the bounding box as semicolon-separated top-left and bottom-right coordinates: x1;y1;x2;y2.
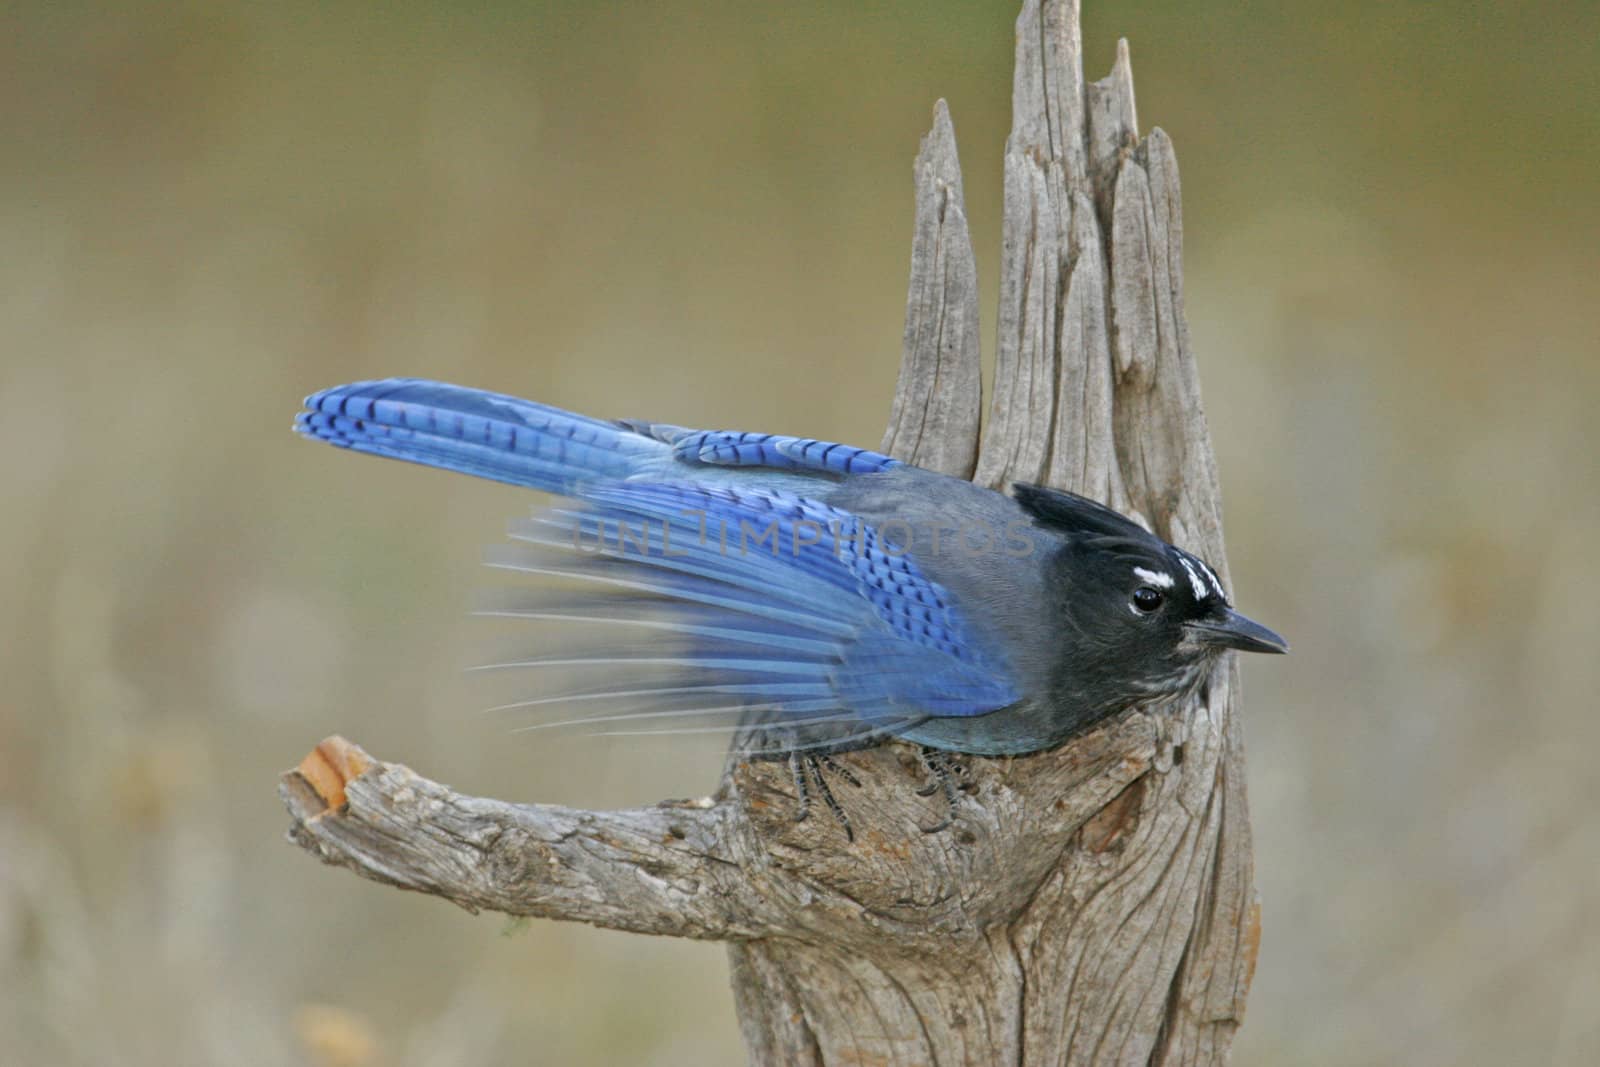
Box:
297;379;1285;834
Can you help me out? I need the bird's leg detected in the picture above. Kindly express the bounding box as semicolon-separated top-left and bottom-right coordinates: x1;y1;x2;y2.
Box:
787;750;812;824
786;751;859;840
915;746;965;833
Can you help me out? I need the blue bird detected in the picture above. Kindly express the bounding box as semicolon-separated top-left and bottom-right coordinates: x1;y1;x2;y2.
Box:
296;379;1285;834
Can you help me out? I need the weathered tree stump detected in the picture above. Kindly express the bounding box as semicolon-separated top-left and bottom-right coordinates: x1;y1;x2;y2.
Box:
281;2;1260;1062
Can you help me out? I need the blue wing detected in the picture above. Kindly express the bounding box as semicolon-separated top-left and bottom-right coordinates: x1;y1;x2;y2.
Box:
298;379;1020;748
480;481;1022;750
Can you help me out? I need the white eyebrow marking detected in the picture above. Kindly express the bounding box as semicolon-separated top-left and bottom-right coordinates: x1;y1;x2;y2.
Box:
1197;558;1226;600
1177;556;1210;601
1133;566;1174;589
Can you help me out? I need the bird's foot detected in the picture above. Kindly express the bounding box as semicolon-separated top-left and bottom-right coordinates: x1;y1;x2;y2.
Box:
914;747;971;833
789;751;862;840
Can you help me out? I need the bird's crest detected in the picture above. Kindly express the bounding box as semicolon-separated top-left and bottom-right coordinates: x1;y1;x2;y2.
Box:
1011;484;1155;544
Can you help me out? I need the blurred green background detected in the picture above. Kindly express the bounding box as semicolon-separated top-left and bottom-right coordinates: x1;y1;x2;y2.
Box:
3;2;1597;1064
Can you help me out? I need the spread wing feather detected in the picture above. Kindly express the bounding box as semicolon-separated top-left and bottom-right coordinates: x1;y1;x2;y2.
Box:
297;379;1021;747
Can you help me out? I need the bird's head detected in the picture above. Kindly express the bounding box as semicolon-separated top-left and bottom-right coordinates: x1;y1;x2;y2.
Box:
1014;484;1287;709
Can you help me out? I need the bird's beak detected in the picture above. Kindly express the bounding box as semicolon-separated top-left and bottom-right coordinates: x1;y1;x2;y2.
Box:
1186;607;1289;654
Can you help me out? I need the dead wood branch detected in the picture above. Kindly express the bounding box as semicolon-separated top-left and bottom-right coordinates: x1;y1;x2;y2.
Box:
281;3;1261;1062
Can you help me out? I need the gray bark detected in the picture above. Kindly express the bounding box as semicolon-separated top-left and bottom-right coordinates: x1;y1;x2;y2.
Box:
280;2;1259;1062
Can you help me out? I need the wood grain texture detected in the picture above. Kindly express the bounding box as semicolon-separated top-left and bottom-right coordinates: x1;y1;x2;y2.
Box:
280;2;1260;1061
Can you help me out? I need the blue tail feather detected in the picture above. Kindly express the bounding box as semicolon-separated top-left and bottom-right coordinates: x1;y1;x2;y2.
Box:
297;378;663;494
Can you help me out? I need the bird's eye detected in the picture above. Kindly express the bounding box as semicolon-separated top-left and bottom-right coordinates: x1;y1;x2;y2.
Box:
1132;587;1165;613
